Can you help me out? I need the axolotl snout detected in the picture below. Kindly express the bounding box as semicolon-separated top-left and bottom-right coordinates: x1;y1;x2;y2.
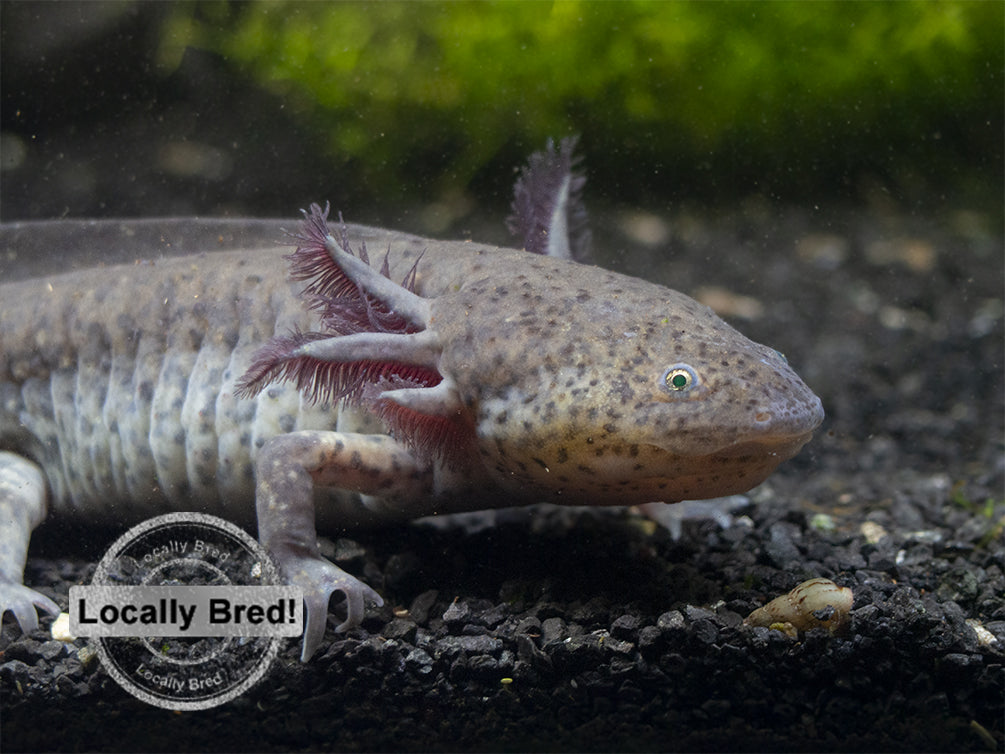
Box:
0;139;823;660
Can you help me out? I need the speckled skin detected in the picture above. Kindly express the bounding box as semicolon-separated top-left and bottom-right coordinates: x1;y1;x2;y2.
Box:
0;217;823;660
431;251;821;504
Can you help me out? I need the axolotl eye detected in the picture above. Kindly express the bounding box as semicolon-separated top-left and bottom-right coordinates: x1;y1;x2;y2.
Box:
660;364;698;395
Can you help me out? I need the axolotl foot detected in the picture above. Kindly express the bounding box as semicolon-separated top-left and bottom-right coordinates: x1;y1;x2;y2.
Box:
0;577;60;635
274;545;384;661
638;496;752;541
0;451;60;636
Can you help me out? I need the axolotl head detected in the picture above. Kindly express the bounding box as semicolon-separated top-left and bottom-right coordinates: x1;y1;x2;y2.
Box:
432;253;825;505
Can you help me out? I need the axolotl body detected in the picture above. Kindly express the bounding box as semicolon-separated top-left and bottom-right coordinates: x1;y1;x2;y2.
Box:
0;141;823;659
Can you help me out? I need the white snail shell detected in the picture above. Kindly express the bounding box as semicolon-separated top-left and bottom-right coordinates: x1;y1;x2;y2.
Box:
745;577;853;634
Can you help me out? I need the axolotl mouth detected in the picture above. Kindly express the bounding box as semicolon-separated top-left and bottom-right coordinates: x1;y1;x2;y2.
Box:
645;388;825;460
701;427;821;462
517;420;824;507
611;402;825;503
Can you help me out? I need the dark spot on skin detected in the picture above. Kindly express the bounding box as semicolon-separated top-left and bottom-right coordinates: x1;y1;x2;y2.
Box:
493;438;509;457
496;411;508;424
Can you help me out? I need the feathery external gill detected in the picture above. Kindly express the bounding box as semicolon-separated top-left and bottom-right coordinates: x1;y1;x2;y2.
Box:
236;204;471;464
507;136;591;261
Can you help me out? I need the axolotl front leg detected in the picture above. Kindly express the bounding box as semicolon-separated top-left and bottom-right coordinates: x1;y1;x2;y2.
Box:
239;206;469;660
0;451;61;632
255;430;435;660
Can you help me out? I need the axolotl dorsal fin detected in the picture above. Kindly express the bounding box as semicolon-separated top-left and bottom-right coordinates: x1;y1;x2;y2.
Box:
507;136;592;261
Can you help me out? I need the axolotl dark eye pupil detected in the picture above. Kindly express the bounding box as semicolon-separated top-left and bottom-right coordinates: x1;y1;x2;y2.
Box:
662;364;697;393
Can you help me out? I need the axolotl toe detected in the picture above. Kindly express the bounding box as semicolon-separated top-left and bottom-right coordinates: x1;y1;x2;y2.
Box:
0;138;823;660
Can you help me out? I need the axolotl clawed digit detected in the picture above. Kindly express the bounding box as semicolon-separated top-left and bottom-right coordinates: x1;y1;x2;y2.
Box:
0;138;823;661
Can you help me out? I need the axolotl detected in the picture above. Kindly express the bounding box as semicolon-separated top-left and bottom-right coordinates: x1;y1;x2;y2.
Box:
0;140;824;660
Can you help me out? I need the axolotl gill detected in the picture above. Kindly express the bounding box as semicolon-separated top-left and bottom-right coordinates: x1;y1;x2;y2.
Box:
0;139;824;660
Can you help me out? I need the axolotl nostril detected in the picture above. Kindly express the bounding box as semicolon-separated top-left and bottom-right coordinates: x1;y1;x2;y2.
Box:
0;138;823;661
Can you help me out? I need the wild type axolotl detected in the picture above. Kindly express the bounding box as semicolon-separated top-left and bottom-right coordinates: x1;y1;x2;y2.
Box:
0;139;824;660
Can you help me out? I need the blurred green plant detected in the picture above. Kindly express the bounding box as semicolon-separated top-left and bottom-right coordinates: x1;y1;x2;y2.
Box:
949;481;1005;550
159;1;1002;205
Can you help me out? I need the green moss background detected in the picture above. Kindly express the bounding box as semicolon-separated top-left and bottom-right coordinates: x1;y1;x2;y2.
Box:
159;1;1001;207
